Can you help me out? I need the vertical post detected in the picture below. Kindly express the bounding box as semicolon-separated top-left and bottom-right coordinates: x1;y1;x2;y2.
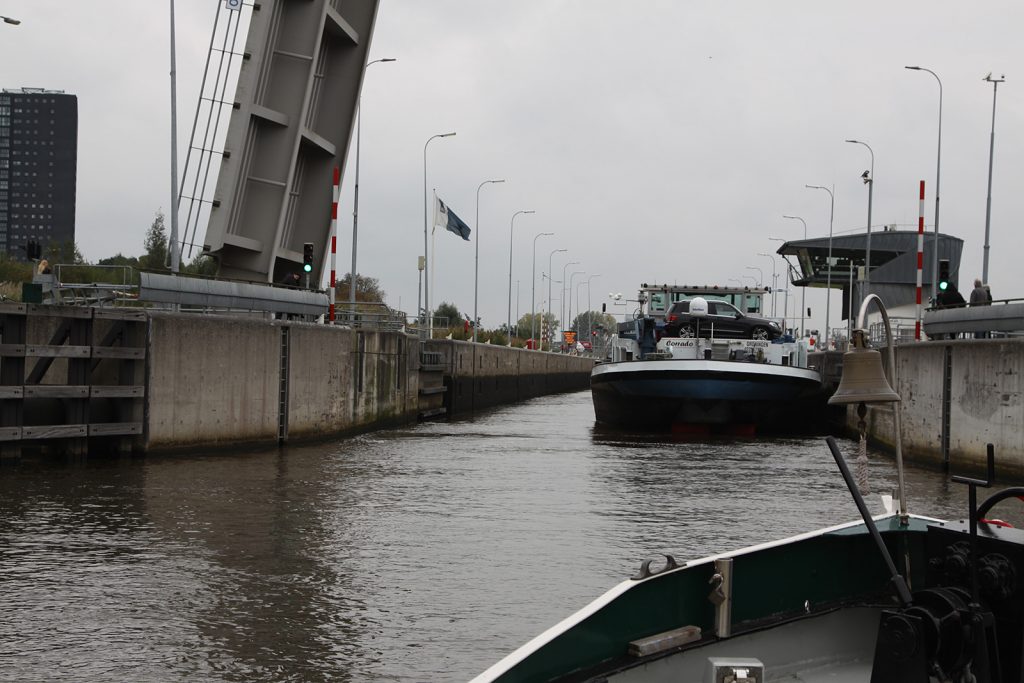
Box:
982;75;1003;284
168;0;181;273
915;180;925;341
329;167;339;323
350;103;360;315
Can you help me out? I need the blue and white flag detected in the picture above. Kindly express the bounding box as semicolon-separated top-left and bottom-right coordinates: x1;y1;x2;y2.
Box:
434;196;472;241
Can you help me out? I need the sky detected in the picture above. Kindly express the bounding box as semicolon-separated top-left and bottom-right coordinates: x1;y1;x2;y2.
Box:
2;1;1022;336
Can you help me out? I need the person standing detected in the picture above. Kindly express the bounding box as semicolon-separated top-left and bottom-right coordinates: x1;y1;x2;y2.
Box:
969;278;991;338
970;278;989;306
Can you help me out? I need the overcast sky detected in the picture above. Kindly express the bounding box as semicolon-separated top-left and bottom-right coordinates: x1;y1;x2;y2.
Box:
2;1;1022;334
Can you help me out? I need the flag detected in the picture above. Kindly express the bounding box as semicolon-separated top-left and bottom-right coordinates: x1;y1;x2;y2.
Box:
434;196;472;241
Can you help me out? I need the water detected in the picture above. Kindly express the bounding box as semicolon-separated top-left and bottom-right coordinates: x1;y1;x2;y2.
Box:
0;391;1006;682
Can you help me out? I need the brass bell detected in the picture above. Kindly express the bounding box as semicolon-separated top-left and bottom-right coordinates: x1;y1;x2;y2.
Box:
829;331;900;405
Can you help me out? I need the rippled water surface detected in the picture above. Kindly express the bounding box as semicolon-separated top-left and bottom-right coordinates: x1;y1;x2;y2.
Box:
0;391;1002;682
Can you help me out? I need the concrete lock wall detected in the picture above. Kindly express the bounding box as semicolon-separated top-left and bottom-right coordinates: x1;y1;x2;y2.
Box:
425;340;593;415
147;313;281;449
146;313;421;451
286;324;419;438
852;338;1024;477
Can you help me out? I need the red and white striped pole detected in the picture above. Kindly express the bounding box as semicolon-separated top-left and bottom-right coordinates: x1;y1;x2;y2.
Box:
915;180;925;341
329;166;339;323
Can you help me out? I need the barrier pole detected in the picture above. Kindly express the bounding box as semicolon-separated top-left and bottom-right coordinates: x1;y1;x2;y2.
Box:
915;180;925;340
329;167;339;323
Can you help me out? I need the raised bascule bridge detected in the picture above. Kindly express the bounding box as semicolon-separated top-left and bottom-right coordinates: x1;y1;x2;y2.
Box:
0;1;594;462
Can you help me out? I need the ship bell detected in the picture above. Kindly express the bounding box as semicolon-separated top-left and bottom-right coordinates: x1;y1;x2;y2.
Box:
828;330;900;405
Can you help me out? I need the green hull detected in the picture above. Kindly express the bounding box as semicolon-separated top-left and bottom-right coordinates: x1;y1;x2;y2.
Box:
474;514;935;683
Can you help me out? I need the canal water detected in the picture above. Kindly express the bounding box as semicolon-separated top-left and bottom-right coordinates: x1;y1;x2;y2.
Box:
0;390;1007;682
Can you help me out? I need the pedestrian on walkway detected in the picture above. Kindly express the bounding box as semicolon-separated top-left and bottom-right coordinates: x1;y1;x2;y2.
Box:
969;278;992;339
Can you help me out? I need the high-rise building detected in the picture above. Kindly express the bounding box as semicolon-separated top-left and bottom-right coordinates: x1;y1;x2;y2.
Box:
0;88;78;259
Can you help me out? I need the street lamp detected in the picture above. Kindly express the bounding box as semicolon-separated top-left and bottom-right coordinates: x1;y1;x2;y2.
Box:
845;140;874;308
561;260;579;344
728;278;743;287
473;179;505;343
585;274;601;342
782;215;808;337
507;210;535;336
745;265;763;287
568;270;585;337
768;238;792;331
531;232;554;346
548;248;567;348
1;15;21;25
422;131;456;337
806;185;835;347
982;73;1005;284
742;275;758;287
351;58;396;315
905;66;943;303
756;254;777;316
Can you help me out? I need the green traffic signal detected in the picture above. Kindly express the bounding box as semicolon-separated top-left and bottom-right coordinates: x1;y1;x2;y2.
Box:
939;281;948;291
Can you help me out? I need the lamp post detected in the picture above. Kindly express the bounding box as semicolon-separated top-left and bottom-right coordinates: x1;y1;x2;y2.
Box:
169;0;181;273
531;232;553;346
905;66;943;303
507;210;535;336
845;140;874;310
1;15;21;24
806;185;835;347
561;260;579;345
473;178;505;343
728;278;743;287
568;271;585;339
585;274;601;342
422;132;455;337
982;73;1005;284
745;265;763;287
742;275;758;287
756;254;777;316
768;237;793;332
548;248;567;348
782;215;808;338
351;58;396;314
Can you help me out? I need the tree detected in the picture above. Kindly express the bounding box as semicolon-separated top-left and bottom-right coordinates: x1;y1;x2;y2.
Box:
516;311;558;339
183;253;218;277
335;273;386;303
140;211;169;271
97;253;140;268
434;301;462;328
571;310;617;337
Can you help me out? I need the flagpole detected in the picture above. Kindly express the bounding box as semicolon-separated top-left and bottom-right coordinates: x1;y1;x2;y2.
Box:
430;189;437;336
422;132;455;339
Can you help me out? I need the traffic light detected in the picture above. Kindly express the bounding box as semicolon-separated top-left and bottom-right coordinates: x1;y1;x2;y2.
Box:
302;242;314;273
938;259;950;292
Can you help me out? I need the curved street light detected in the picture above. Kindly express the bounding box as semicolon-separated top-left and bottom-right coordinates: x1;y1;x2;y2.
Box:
585;274;601;343
745;265;763;288
473;179;505;343
507;210;535;335
547;248;567;348
756;254;777;316
1;15;21;25
981;72;1005;283
422;131;456;337
905;66;943;302
567;271;586;337
351;58;396;313
846;139;875;310
783;215;808;337
561;260;579;341
806;184;835;347
531;232;554;345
